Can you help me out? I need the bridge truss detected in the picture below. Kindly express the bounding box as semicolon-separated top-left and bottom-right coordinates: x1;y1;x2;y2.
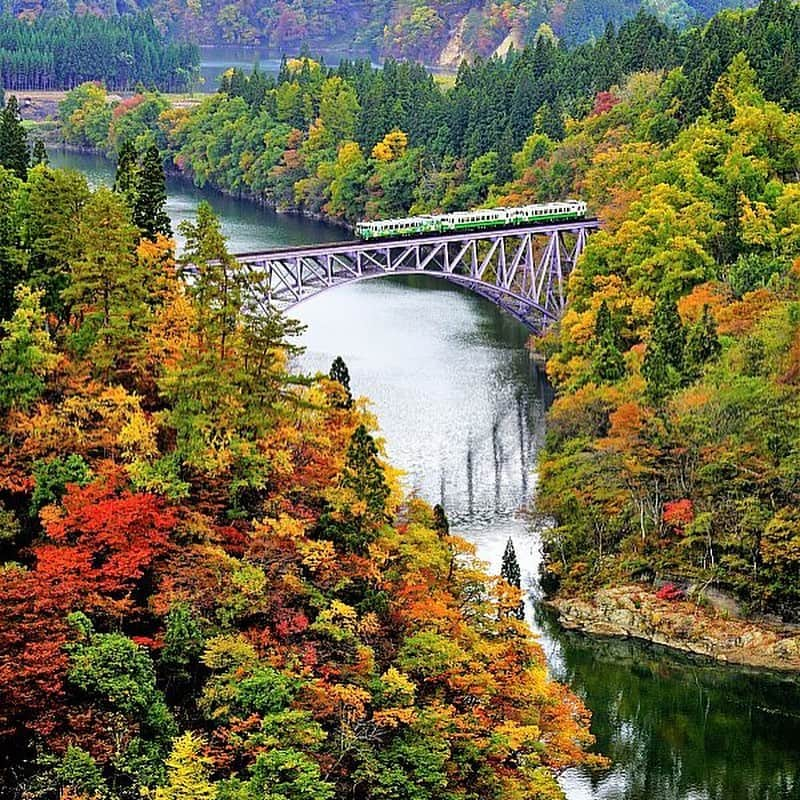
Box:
234;219;600;331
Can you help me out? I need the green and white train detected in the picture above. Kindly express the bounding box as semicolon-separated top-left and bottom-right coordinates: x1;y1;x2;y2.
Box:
355;200;588;240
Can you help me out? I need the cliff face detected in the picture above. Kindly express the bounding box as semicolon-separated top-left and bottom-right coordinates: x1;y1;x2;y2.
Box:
551;586;800;673
8;0;758;56
438;15;470;68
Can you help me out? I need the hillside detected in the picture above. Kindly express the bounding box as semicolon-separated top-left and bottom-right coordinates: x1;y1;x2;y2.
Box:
0;128;600;793
6;0;757;60
52;0;800;633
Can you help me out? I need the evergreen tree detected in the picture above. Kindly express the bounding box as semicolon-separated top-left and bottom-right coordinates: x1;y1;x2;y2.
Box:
0;166;26;322
592;300;626;382
533;100;565;141
319;424;391;553
685;304;722;375
135;144;172;241
643;292;685;404
114;139;139;208
57;747;108;799
650;294;685;371
329;355;353;408
501;538;525;620
277;55;290;85
432;504;449;538
642;340;671;405
30;139;48;166
341;425;390;525
0;95;29;180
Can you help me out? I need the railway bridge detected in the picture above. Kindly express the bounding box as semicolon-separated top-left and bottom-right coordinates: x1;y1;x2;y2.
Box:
233;218;600;332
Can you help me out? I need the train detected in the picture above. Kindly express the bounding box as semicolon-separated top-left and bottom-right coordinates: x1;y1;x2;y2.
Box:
355;200;588;240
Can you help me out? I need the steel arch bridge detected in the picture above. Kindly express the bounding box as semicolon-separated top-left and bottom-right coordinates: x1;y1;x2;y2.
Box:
233;219;600;332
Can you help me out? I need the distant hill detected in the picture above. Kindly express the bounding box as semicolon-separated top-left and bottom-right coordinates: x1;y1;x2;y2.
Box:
6;0;758;61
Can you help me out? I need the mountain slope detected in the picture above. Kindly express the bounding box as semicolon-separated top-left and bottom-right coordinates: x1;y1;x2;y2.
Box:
7;0;758;58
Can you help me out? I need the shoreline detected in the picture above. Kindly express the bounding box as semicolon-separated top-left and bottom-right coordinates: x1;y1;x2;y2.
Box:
50;144;355;234
548;584;800;674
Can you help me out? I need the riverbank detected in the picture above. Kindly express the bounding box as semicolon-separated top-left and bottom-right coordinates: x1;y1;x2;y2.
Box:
549;584;800;673
11;89;204;124
46;143;356;236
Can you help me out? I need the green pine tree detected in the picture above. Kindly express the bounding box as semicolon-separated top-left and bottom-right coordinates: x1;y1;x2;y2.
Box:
642;340;671;405
642;294;687;403
0;96;29;180
592;300;626;383
685;305;722;375
329;355;353;408
501;538;525;620
650;294;685;371
30;139;48;166
135;144;172;241
432;504;449;538
114;139;139;208
341;424;391;525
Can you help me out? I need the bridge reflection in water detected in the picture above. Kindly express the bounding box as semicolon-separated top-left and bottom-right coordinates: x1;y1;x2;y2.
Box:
232;219;600;331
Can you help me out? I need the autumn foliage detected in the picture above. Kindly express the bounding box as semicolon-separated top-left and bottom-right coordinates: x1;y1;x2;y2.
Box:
535;55;800;622
0;176;596;798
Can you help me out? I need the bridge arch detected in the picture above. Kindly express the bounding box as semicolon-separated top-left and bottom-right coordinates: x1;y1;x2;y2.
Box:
268;269;557;330
233;220;600;332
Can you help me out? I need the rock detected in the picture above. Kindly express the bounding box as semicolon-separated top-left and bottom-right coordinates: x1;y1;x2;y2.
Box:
438;17;470;68
548;584;800;674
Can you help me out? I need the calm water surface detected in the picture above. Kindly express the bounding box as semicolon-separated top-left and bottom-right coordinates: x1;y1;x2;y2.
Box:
197;45;378;92
57;148;800;800
49;150;351;253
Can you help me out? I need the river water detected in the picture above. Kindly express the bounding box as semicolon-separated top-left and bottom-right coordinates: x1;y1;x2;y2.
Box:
51;148;800;800
196;45;379;92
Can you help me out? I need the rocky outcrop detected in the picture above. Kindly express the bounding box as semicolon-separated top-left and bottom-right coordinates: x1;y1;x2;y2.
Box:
438;15;471;68
493;26;525;59
550;585;800;672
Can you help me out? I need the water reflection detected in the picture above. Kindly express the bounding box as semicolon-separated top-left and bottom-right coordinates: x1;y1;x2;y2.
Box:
540;608;800;800
294;274;546;531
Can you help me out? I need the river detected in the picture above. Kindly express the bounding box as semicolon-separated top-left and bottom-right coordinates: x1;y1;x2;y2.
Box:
51;148;800;800
196;44;454;93
197;45;378;92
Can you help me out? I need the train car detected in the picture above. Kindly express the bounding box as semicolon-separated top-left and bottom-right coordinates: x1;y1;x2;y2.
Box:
442;207;509;231
505;201;587;225
355;215;438;240
355;200;587;240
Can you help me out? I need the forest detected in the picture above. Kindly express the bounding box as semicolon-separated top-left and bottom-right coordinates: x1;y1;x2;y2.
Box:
4;0;800;792
530;55;800;620
0;103;599;796
0;13;199;92
56;0;800;620
5;0;756;60
59;1;800;221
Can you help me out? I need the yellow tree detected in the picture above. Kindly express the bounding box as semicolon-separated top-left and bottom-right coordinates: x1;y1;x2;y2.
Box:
371;130;408;162
155;732;216;800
